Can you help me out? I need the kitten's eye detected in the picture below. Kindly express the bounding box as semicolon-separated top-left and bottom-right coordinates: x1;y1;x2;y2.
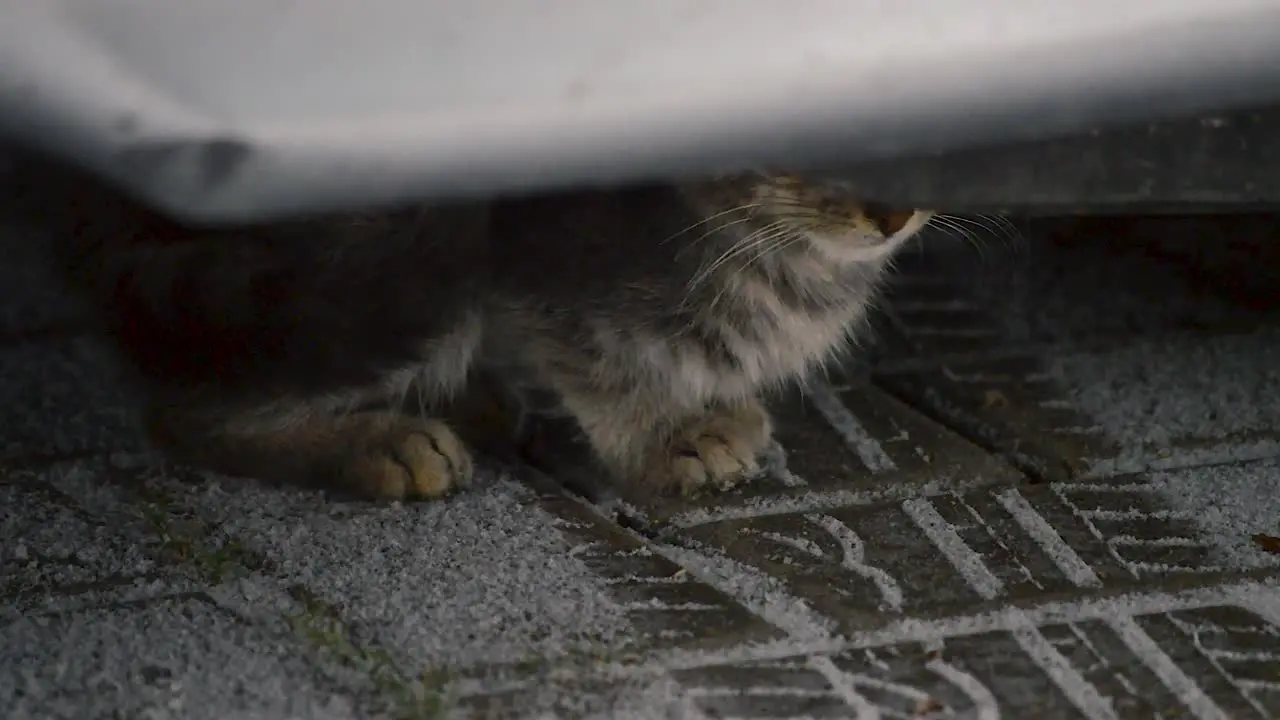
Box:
862;204;915;236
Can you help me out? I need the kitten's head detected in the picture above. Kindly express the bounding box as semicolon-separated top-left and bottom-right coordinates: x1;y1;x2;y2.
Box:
679;171;933;263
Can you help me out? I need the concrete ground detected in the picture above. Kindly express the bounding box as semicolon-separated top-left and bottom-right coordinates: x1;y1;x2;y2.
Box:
1;181;1279;719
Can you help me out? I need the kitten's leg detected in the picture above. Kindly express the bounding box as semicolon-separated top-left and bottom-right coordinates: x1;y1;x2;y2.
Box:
145;402;473;501
559;390;773;496
327;413;474;500
657;397;774;494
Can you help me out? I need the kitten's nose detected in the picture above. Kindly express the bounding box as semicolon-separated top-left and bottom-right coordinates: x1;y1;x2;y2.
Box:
863;204;915;236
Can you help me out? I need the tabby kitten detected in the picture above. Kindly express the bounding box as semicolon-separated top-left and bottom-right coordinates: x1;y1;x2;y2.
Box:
58;171;931;500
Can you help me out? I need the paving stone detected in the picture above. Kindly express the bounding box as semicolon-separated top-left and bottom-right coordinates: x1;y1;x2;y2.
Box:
669;581;1280;719
1046;330;1280;477
521;473;781;654
1;457;287;627
1038;214;1280;312
665;473;1279;646
523;381;1022;528
876;226;1280;487
1145;458;1280;572
876;329;1280;482
877;354;1100;483
0;465;165;617
872;340;1280;597
0;338;142;461
171;474;630;675
0;595;356;720
1;477;141;575
157;462;777;676
3;453;778;710
883;220;1271;360
454;673;691;720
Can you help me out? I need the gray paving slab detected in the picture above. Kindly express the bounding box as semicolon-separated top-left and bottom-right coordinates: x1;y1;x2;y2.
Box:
884;220;1277;359
669;581;1280;719
0;338;143;461
875;329;1280;483
525;382;1023;528
1148;459;1280;572
184;470;639;673
1048;330;1280;476
1;475;157;618
3;595;361;720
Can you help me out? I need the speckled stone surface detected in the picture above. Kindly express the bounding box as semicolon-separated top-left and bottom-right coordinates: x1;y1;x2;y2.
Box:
2;194;1278;718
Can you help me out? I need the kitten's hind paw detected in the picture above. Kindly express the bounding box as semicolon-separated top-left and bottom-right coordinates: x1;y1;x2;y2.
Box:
650;399;773;496
340;417;474;501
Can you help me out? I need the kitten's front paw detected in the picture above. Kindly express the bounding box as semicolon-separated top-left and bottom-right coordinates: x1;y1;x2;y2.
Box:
649;399;773;496
341;418;474;501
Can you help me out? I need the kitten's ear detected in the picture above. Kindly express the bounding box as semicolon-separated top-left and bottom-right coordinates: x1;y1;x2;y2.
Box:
741;169;814;190
748;167;789;182
707;166;773;183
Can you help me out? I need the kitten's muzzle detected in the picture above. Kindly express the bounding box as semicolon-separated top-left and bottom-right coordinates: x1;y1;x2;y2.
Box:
862;203;918;237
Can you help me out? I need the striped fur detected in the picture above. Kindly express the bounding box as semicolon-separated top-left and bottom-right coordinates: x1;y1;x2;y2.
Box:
56;170;930;499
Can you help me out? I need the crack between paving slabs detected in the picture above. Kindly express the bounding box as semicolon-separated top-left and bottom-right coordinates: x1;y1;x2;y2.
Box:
87;475;443;715
13;589;252;625
11;434;746;714
283;584;462;719
2;458;118;522
873;373;1064;484
2;571;169;617
125;468;467;716
488;458;807;701
6;454;426;715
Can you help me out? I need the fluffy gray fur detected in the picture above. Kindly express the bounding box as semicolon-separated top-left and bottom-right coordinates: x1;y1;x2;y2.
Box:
56;170;931;500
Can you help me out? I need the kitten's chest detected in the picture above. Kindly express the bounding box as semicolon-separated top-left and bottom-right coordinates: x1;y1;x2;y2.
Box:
729;305;856;379
683;275;873;395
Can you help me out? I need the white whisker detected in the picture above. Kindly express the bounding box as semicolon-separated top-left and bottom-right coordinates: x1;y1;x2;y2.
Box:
680;222;794;313
930;216;983;251
974;213;1024;248
673;215;759;259
703;231;804;311
659;203;759;245
686;221;789;293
